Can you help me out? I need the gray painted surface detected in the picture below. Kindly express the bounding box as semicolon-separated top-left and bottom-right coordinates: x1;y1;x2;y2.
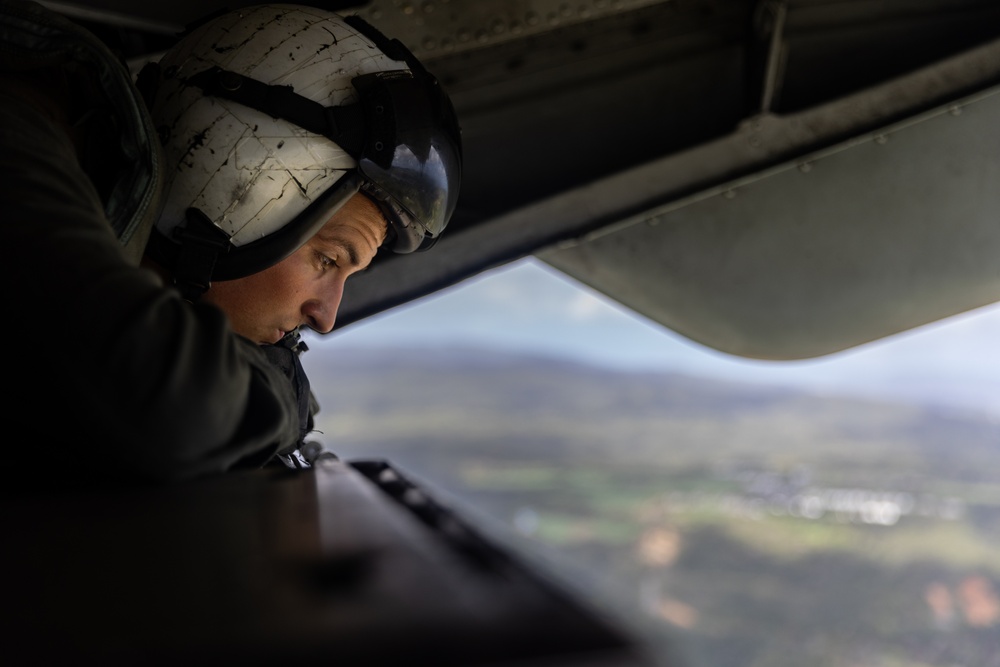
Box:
542;85;1000;358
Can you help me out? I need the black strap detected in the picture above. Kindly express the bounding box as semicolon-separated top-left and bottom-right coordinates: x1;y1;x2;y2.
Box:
187;66;367;157
344;15;424;76
172;207;231;301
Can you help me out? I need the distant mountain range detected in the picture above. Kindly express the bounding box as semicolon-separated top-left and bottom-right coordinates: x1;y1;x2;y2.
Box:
303;345;1000;485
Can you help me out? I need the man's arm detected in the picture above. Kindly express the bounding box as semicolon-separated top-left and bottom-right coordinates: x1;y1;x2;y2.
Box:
0;86;302;484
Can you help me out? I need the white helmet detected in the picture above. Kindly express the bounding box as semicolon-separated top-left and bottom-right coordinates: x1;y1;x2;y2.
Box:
142;4;462;297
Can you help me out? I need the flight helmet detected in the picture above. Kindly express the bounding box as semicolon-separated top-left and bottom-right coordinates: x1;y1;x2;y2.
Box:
144;4;462;298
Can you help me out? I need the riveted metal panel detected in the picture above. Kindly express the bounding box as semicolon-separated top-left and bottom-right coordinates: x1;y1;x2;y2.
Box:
541;84;1000;359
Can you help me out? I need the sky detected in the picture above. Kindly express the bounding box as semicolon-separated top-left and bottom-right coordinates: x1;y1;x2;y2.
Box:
310;257;1000;419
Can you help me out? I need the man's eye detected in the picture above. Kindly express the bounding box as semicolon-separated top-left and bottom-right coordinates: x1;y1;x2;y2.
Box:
320;255;337;268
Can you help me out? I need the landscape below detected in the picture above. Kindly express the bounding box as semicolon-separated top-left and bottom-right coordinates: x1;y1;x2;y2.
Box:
309;346;1000;667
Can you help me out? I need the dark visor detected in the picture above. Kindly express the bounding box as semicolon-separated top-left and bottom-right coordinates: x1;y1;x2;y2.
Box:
353;70;461;253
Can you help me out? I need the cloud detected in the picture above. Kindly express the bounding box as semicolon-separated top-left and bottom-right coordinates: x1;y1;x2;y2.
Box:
566;291;610;321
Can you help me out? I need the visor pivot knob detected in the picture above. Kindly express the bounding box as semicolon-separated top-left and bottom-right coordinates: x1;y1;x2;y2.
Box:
219;71;243;92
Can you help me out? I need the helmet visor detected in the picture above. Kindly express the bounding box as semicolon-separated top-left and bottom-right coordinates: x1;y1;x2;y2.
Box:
354;70;462;253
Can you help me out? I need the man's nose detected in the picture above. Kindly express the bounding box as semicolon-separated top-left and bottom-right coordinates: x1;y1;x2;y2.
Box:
302;282;344;334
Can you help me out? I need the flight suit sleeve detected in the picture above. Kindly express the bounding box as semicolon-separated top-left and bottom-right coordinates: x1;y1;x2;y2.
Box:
0;89;303;483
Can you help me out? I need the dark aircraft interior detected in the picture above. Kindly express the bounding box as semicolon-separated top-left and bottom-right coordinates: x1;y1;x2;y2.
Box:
6;0;1000;665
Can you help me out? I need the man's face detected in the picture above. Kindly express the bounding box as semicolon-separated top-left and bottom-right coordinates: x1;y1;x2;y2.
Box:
201;192;388;344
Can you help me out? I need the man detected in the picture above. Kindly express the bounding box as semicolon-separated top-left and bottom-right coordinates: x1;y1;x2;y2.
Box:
193;192;389;347
0;1;461;489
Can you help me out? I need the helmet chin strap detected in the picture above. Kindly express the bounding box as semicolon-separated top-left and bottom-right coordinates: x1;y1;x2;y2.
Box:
172;207;232;301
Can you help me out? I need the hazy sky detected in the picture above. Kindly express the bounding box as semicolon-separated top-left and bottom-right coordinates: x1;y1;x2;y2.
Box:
312;258;1000;419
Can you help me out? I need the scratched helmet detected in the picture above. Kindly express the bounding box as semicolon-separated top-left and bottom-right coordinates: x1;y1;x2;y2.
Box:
144;4;462;297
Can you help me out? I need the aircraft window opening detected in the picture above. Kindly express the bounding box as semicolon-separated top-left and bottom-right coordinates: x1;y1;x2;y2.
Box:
310;257;1000;667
